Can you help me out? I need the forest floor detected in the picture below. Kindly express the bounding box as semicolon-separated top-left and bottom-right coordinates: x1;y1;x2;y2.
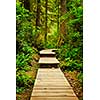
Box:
16;63;38;100
64;71;83;100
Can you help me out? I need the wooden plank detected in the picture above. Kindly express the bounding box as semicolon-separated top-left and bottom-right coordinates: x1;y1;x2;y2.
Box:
35;81;69;86
36;80;67;82
32;92;76;97
39;57;60;64
40;51;55;55
37;74;63;76
38;68;61;71
32;89;76;96
37;72;63;75
34;85;70;87
37;75;63;77
33;87;72;90
35;83;69;86
39;50;56;57
36;80;67;83
37;68;62;76
36;78;69;84
32;89;73;93
40;49;56;53
30;97;78;100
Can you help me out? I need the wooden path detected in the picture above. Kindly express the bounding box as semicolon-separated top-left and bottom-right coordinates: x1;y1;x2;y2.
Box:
30;49;78;100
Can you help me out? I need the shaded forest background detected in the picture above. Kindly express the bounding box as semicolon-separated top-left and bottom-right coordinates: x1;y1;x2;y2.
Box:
16;0;83;100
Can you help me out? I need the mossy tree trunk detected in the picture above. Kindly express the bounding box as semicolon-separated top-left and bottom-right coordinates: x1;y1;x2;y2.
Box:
58;0;67;47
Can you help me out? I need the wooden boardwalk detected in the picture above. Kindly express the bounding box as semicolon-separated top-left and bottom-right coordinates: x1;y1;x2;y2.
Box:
39;57;59;64
30;49;78;100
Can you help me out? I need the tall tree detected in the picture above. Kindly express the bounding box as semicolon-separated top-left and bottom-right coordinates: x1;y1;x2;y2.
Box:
58;0;67;46
33;0;41;48
45;0;48;46
60;0;67;35
36;0;41;28
57;0;60;39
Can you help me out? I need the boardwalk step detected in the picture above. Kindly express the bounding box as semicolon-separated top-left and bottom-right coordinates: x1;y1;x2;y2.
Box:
39;57;59;64
30;49;78;100
39;49;57;57
38;57;60;68
30;68;78;100
40;49;57;52
40;51;56;57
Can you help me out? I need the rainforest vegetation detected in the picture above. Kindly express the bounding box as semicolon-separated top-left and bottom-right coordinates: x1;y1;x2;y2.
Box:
16;0;83;100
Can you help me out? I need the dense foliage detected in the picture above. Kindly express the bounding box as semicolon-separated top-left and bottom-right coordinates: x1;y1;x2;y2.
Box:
16;2;38;93
57;0;83;87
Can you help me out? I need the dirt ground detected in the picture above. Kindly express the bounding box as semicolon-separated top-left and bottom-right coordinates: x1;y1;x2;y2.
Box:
64;71;83;100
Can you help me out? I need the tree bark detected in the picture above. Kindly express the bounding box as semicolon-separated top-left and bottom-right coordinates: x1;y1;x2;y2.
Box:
58;0;67;46
57;0;60;36
36;0;41;28
60;0;66;35
45;0;48;46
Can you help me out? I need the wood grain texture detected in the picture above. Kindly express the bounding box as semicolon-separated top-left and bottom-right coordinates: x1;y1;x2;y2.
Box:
30;97;78;100
30;68;78;100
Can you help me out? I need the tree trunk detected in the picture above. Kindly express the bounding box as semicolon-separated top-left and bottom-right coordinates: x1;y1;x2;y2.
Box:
57;0;60;36
58;0;67;46
60;0;66;35
45;0;48;47
36;0;41;28
34;0;41;48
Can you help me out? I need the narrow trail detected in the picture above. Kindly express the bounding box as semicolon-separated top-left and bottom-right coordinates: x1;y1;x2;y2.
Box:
30;49;78;100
